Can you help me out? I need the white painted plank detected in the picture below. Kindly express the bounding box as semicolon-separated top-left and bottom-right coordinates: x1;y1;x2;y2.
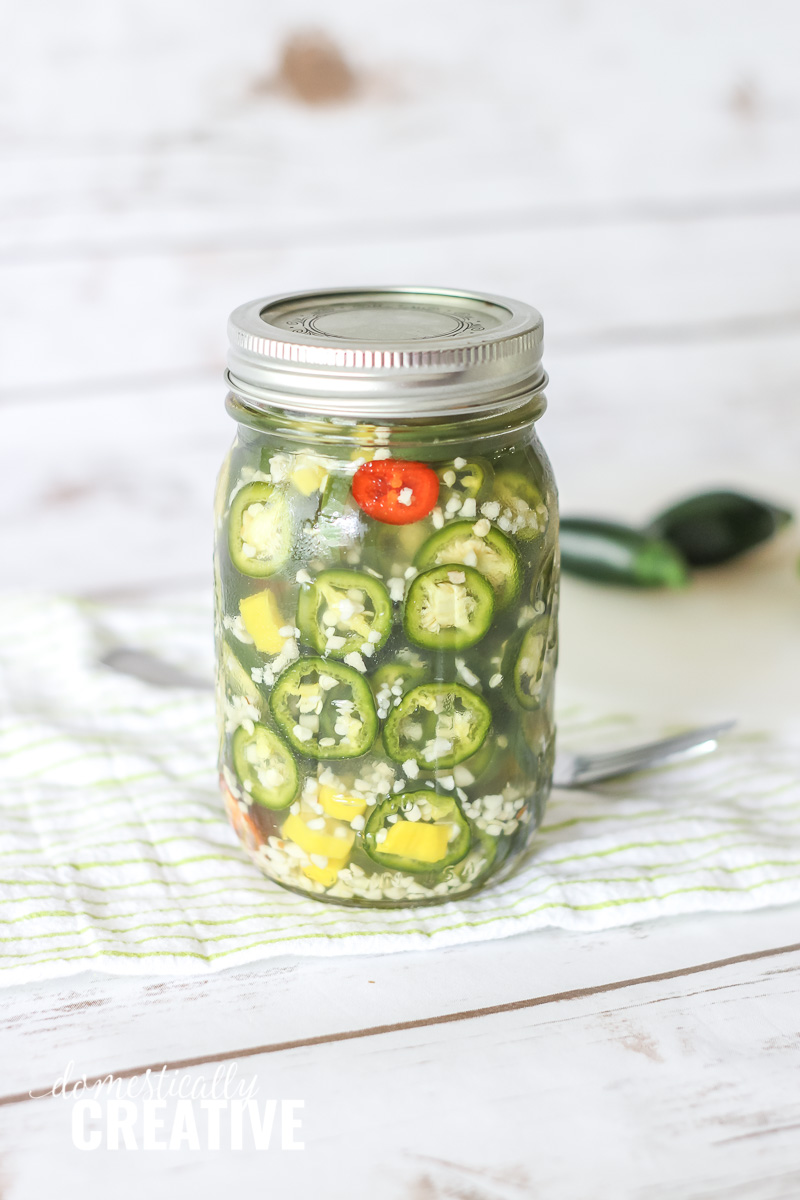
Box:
3;941;800;1198
1;903;798;1105
4;0;800;248
3;212;800;391
7;189;800;265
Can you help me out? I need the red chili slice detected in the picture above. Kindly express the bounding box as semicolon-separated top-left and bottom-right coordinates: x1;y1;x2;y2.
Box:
352;459;439;525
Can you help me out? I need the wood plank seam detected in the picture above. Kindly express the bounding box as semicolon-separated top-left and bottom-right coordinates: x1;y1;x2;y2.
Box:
7;189;800;266
2;938;799;1113
715;1121;800;1146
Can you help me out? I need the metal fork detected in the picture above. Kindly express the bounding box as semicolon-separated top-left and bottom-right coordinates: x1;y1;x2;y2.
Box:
99;647;735;789
551;720;736;788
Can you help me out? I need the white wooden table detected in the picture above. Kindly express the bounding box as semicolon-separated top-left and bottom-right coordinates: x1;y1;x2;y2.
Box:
2;3;800;1194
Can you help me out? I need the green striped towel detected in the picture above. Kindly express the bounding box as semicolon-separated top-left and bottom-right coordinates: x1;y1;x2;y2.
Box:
0;593;798;986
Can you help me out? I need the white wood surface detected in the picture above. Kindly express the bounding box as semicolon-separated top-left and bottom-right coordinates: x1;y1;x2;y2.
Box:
2;2;800;1195
5;212;800;393
3;919;800;1198
2;903;800;1103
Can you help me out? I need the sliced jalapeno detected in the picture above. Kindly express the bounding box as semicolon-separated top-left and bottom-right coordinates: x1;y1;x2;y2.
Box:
452;734;503;786
451;826;499;885
270;657;378;759
415;521;520;610
370;660;429;699
404;564;494;650
217;640;264;757
503;612;556;710
437;458;492;504
648;490;793;566
383;681;491;769
493;470;547;541
219;639;261;708
532;546;558;609
214;457;230;534
365;518;429;573
297;569;392;659
364;791;470;873
228;481;293;578
232;724;299;810
559;518;689;588
520;705;556;758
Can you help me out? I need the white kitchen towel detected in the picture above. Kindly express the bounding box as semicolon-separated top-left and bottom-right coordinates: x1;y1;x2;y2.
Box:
0;592;798;986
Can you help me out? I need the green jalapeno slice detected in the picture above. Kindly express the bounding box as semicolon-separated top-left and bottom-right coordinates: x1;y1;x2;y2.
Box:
228;481;293;578
218;640;261;708
493;469;547;541
437;458;492;505
415;521;520;610
370;660;429;698
296;569;392;659
503;613;555;711
404;564;494;650
383;681;491;769
270;657;378;760
232;724;300;810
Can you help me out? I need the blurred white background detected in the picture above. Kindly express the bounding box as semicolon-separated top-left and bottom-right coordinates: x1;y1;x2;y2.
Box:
1;0;798;714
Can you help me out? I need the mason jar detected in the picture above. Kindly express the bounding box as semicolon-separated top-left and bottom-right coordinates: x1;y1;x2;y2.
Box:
214;287;558;907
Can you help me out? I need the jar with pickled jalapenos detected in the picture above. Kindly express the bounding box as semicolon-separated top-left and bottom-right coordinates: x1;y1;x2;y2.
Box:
215;287;558;907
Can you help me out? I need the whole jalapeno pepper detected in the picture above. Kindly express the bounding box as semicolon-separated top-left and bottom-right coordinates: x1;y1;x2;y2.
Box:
559;518;689;589
647;490;792;566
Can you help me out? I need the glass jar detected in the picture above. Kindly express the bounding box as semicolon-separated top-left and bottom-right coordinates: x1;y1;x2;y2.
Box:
214;287;558;907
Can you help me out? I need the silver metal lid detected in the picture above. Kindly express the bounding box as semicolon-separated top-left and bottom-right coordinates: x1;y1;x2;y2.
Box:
226;286;545;419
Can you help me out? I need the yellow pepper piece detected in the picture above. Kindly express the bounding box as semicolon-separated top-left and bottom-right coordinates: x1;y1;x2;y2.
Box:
318;784;367;821
303;861;341;888
291;457;328;497
282;813;355;861
239;590;286;655
381;820;450;863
